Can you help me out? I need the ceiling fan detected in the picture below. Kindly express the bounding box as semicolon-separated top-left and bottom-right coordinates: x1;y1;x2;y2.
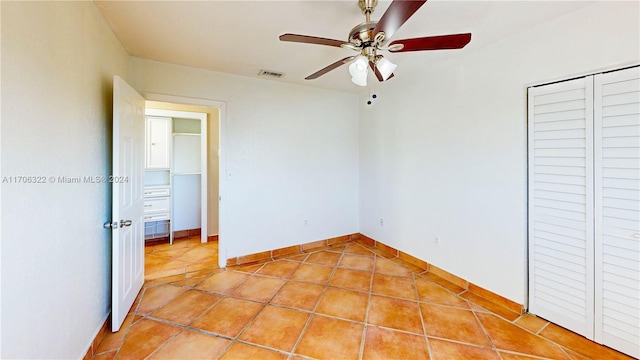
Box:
279;0;471;86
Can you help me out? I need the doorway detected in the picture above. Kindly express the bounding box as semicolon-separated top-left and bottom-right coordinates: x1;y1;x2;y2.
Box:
143;98;223;267
144;107;208;245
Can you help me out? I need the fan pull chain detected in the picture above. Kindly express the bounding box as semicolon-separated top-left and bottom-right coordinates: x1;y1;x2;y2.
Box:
367;85;378;105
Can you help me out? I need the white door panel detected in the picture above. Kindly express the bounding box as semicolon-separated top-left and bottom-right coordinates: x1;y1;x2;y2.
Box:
111;76;145;332
594;66;640;358
528;76;595;339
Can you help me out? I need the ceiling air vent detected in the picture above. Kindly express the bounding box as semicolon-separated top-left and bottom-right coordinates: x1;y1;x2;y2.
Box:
258;69;285;78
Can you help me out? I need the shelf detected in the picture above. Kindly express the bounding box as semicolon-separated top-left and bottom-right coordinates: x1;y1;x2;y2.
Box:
172;172;201;176
144;169;170;187
173;117;201;134
172;132;201;136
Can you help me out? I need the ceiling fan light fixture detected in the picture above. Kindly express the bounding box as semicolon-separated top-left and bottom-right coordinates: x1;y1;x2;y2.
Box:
349;55;368;77
349;55;369;86
376;57;397;81
351;75;367;86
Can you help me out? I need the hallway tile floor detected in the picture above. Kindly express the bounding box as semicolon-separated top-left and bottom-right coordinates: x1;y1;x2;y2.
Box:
145;236;220;281
93;238;633;359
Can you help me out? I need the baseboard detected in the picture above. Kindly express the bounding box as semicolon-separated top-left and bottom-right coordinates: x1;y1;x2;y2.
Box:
225;234;355;266
82;316;109;360
356;233;524;315
173;228;201;239
226;232;524;315
144;236;169;246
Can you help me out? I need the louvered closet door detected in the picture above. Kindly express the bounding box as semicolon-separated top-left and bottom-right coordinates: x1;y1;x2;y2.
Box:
528;76;595;338
594;66;640;358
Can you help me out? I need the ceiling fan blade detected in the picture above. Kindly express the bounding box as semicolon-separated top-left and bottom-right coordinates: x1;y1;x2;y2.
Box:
279;33;346;48
369;61;395;82
369;61;384;82
306;57;355;80
373;0;427;43
389;33;472;52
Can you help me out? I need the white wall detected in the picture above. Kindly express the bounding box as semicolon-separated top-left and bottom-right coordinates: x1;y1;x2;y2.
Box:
359;1;640;304
0;2;129;358
129;58;360;261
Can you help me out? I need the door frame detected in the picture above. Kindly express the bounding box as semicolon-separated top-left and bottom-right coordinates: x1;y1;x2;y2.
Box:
142;92;227;268
524;61;640;311
145;108;208;244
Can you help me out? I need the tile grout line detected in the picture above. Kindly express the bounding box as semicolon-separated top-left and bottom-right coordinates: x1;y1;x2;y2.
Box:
143;326;186;360
358;253;377;360
144;313;294;360
288;246;346;358
220;268;290;350
229;339;294;358
230;264;292;342
556;344;579;360
180;291;225;331
470;304;500;354
412;272;433;360
425;334;505;351
537;321;551;335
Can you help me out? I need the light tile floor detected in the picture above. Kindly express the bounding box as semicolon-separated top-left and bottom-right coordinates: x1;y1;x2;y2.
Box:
93;237;633;359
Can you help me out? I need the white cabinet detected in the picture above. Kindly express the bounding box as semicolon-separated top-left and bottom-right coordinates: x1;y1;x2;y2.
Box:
143;185;172;243
145;116;171;169
144;116;172;243
528;66;639;358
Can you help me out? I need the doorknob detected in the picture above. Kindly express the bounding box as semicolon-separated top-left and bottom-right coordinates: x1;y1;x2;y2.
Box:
120;219;132;228
104;221;118;229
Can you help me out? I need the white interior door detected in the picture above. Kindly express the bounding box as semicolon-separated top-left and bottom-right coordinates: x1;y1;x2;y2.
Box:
593;66;640;358
111;76;145;331
528;76;595;338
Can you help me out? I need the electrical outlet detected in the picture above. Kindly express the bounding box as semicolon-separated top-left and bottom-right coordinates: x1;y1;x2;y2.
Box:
379;218;384;227
434;237;441;247
304;219;308;226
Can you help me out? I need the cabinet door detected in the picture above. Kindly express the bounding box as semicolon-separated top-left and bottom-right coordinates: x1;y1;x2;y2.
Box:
594;66;640;358
145;117;171;169
528;76;595;339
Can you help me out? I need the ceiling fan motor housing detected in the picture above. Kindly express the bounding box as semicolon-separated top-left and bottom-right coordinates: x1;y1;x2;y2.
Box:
349;22;378;47
358;0;378;15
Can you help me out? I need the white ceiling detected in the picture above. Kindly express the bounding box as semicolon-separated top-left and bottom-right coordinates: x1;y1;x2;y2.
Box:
94;0;595;94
